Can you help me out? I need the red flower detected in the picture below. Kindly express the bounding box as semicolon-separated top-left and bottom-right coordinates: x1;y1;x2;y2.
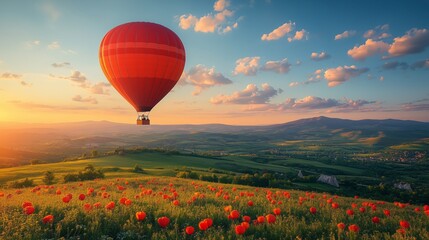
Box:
24;206;35;215
93;202;101;208
199;220;208;231
158;216;170;228
399;220;410;229
78;194;85;201
62;196;71;203
266;214;276;224
331;203;339;209
229;210;240;220
372;216;380;224
396;228;406;235
241;221;250;230
22;201;33;209
348;224;360;232
42;215;54;224
172;200;180;206
383;209;390;216
273;208;281;215
346;209;354;216
424;205;429;211
204;218;213;227
136;211;146;221
243;215;251;222
83;203;92;212
309;207;317;214
256;216;265;224
105;201;115;210
247;200;253;206
185;226;194;235
235;225;246;235
359;207;366;213
337;222;345;230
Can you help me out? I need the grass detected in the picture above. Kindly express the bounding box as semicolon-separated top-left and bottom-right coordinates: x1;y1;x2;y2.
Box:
0;175;428;239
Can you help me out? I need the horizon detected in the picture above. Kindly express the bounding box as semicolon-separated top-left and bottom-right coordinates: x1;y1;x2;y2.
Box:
1;0;428;125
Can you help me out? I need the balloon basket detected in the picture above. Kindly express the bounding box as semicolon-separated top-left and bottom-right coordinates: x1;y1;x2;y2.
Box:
137;119;150;125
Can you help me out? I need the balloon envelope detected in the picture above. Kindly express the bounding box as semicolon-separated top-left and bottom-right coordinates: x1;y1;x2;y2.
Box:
99;22;186;112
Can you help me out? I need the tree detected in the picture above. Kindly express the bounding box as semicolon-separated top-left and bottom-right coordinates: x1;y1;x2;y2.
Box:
91;150;98;158
42;171;55;185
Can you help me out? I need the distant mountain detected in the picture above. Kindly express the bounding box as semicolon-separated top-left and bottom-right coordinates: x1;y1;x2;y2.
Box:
1;116;428;166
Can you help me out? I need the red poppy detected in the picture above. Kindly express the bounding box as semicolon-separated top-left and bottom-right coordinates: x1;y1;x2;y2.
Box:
78;194;85;201
62;196;71;203
105;201;115;210
158;216;170;228
83;203;92;212
22;201;33;209
185;226;194;235
199;220;208;231
235;225;246;235
266;214;276;224
414;207;420;212
372;216;380;224
309;207;317;214
331;203;339;209
383;209;391;216
257;216;265;223
247;200;253;206
424;205;429;211
42;215;54;224
204;218;213;227
348;224;359;232
93;202;101;208
399;220;410;229
337;222;345;230
241;221;250;230
346;209;354;216
229;210;240;220
125;199;132;206
359;207;366;213
24;206;35;215
172;200;180;206
136;211;146;221
243;215;251;222
273;208;281;215
396;228;406;235
425;210;429;216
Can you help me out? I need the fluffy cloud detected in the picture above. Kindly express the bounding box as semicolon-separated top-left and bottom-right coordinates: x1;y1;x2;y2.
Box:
347;39;389;60
233;57;260;76
180;64;232;95
261;21;295;41
311;52;330;61
50;70;111;95
261;58;291;74
178;0;237;34
72;95;98;104
52;62;71;68
1;72;22;79
287;29;308;42
364;24;390;40
334;30;356;40
214;0;230;11
48;41;60;50
211;83;281;104
88;82;111;95
388;28;429;57
52;70;86;83
324;65;369;87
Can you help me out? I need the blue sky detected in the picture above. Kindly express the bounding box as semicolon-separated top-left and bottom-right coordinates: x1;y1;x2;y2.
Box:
0;0;428;124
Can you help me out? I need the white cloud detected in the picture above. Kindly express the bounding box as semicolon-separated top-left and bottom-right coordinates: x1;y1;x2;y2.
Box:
388;28;429;57
72;95;98;104
287;29;308;42
180;64;232;95
261;21;295;41
347;39;389;60
214;0;230;11
261;58;291;74
178;0;237;34
310;52;330;61
334;30;356;40
289;69;323;87
364;24;390;40
324;65;369;87
88;82;111;95
211;83;281;104
48;41;60;50
233;57;260;76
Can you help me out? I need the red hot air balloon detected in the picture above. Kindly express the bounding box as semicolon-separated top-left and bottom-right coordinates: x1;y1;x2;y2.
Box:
99;22;186;125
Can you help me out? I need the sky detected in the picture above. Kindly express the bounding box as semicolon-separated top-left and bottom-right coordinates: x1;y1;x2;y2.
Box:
0;0;428;125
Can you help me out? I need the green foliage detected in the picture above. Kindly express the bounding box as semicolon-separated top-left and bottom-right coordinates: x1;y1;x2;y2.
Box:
7;178;34;188
132;164;145;173
42;171;55;185
63;165;104;183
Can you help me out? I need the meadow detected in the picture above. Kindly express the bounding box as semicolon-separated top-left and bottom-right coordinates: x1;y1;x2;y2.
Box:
1;175;428;239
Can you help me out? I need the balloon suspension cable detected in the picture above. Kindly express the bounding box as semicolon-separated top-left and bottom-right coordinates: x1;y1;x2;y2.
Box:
137;112;150;121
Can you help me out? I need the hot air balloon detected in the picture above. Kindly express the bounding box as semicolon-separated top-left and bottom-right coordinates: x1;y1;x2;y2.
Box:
99;22;186;125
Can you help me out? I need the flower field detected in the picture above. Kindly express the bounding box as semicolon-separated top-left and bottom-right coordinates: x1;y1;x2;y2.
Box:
0;176;428;239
